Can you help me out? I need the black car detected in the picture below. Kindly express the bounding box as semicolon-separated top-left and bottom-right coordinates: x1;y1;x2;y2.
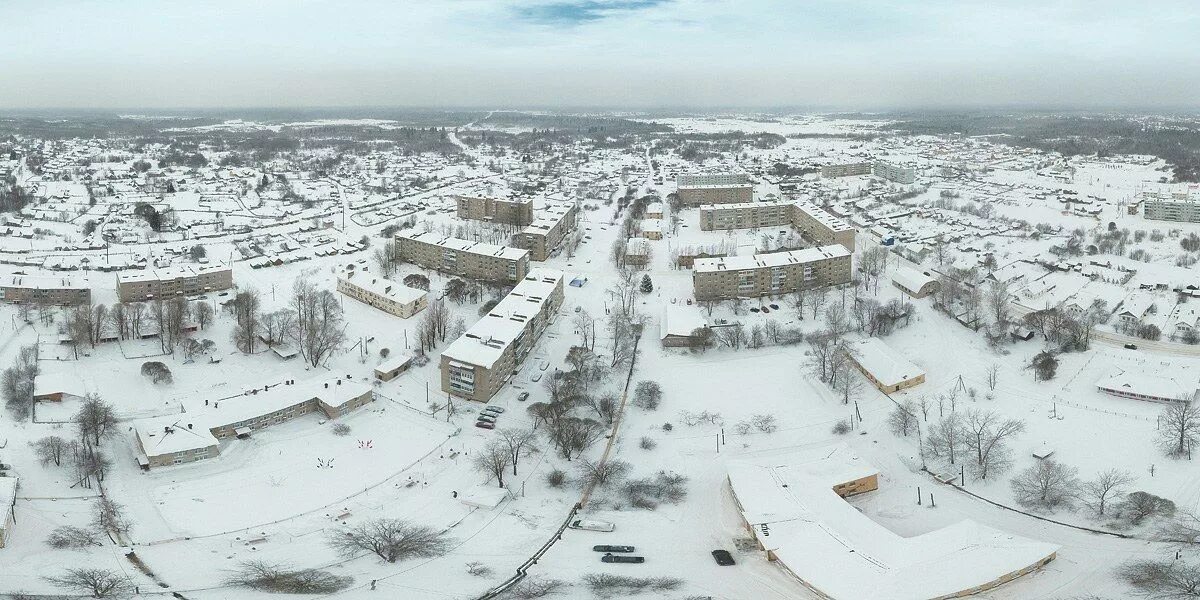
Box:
711;549;735;566
1124;343;1138;350
602;553;645;564
593;545;635;553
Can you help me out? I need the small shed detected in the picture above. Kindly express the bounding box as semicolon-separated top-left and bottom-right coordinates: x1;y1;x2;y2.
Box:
374;354;414;382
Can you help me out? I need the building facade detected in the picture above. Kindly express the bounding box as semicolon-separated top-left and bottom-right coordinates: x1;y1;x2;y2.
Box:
698;201;855;251
455;195;534;227
1143;190;1200;222
116;265;233;302
820;162;872;178
0;275;91;306
677;173;754;207
336;272;428;318
872;161;917;184
513;202;579;261
397;231;530;283
440;269;564;402
692;245;852;301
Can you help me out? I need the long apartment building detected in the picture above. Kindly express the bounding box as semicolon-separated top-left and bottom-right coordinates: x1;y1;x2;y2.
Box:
441;269;564;402
1;274;91;305
820;162;873;178
677;173;753;207
455;195;534;227
1143;187;1200;222
336;268;428;318
693;245;852;301
132;377;373;468
513;202;580;261
397;230;530;283
699;200;856;250
116;264;233;302
872;161;916;184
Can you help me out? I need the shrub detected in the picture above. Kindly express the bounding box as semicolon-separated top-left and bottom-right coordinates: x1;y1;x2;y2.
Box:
545;468;567;488
331;423;351;436
140;361;172;384
831;419;851;435
639;436;656;450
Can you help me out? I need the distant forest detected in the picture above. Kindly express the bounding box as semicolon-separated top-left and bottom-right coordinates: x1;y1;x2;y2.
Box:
884;112;1200;182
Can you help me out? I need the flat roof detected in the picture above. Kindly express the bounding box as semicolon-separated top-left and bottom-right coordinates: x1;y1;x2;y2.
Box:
850;338;924;388
661;304;707;339
694;245;850;274
441;268;563;369
1096;372;1196;402
135;416;220;458
375;354;414;373
399;230;529;261
117;264;231;285
1;274;88;290
522;203;577;236
728;451;1058;600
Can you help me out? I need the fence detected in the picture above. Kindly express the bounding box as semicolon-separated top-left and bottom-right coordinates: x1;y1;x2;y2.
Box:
475;504;581;600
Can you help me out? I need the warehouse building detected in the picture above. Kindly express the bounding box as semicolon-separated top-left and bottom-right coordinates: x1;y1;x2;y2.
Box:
440;269;564;402
692;245;852;301
397;230;530;283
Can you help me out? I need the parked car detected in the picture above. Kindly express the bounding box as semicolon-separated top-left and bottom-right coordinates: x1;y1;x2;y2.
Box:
602;554;644;564
711;549;736;566
517;392;530;402
593;545;635;553
482;406;505;414
474;421;495;430
569;519;615;532
1124;343;1138;350
476;414;497;424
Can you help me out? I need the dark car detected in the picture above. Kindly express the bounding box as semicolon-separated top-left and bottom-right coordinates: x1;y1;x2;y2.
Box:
602;554;645;564
474;421;495;430
760;306;770;314
711;549;735;566
1124;343;1138;350
517;392;530;402
477;414;497;423
593;545;635;553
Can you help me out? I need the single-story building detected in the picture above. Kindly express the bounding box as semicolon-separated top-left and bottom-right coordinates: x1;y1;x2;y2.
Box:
891;267;939;299
847;338;926;393
1096;372;1197;404
726;450;1058;600
660;304;708;348
374;354;415;382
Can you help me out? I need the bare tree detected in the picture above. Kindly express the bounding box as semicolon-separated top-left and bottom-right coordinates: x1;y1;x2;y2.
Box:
547;417;604;461
372;241;400;278
472;440;512;488
1010;459;1080;510
986;363;1000;391
574;309;597;351
961;409;1025;480
1119;491;1177;525
110;302;127;339
326;519;452;563
194;301;214;330
577;458;631;490
1119;558;1200;599
497;428;537;476
34;435;71;466
45;568;133;598
74;395;118;446
925;413;965;465
2;344;39;419
986;280;1011;330
46;525;102;549
632;380;661;410
1159;400;1200;458
806;329;837;382
224;560;352;594
290;280;347;368
715;323;746;349
92;497;131;540
1081;469;1134;517
260;309;295;348
128;301;146;339
888;401;918;437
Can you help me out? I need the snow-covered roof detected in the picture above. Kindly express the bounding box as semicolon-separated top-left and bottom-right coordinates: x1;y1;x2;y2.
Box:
891;267;936;294
727;452;1058;600
1;274;89;290
116;263;230;285
338;273;426;305
694;245;850;274
399;230;529;261
135;416;220;458
660;304;707;339
375;354;414;374
850;338;924;388
441;269;563;369
1096;372;1197;402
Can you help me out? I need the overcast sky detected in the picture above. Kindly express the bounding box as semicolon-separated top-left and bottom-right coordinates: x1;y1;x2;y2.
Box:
2;0;1198;110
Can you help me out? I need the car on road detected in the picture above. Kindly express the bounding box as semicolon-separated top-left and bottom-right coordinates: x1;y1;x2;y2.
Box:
517;392;530;401
593;545;635;553
476;413;497;423
482;406;505;414
711;549;735;566
569;519;615;532
1124;343;1138;350
474;421;495;430
602;554;644;564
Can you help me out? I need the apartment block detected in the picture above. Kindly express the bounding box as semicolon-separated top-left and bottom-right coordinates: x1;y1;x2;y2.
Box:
513;202;580;261
698;200;855;251
873;161;916;184
820;162;872;178
440;269;564;402
677;173;753;207
455;195;534;227
692;245;852;301
336;270;428;318
1143;189;1200;223
397;230;530;283
116;264;233;302
1;275;91;305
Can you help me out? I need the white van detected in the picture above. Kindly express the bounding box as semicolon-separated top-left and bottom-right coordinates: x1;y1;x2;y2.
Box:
569;519;615;532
